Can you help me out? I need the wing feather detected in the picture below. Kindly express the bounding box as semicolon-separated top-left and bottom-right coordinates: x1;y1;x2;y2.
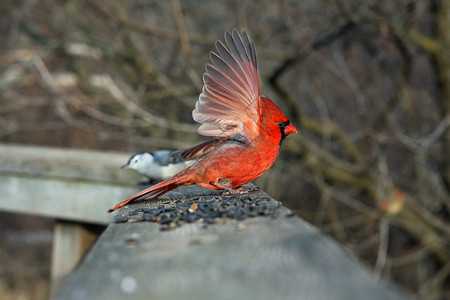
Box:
192;29;261;140
171;139;226;161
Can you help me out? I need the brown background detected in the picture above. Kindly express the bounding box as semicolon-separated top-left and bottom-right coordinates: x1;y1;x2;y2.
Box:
0;1;449;299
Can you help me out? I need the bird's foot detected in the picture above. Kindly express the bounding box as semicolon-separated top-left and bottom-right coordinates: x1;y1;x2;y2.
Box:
221;186;260;196
213;179;260;196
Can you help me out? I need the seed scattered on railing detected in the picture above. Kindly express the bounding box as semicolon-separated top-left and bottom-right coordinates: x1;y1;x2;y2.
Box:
113;193;289;231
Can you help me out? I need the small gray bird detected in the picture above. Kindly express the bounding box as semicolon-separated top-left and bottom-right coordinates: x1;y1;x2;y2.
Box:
122;150;193;181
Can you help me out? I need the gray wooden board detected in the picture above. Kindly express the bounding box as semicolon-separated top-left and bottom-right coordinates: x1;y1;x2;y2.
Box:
0;143;142;224
0;143;141;185
53;186;412;300
0;175;136;224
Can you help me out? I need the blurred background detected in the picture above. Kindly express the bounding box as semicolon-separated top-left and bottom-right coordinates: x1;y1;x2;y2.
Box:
0;0;449;299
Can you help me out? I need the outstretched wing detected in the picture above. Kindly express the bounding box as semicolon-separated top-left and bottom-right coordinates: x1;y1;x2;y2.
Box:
192;29;261;140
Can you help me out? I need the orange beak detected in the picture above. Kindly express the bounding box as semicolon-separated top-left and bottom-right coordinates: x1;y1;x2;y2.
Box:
283;123;297;135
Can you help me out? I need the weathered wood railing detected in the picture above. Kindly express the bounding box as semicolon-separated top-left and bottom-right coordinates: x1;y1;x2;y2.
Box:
53;190;411;300
0;143;411;300
0;143;141;292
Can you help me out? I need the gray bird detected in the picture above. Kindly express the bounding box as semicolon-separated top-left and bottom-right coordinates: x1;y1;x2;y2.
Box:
122;151;193;182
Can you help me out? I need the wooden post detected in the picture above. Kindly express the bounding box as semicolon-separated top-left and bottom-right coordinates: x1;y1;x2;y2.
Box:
50;221;101;294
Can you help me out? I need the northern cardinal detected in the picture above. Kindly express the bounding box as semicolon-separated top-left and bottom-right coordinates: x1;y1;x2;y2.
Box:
108;29;296;213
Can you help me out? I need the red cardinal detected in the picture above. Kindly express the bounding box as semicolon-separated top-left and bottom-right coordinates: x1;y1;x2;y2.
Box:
108;30;296;213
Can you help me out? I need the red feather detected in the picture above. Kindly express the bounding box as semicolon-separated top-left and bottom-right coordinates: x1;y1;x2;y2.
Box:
108;29;296;213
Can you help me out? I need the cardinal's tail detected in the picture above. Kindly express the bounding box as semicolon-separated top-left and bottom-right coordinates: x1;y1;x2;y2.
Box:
107;172;191;213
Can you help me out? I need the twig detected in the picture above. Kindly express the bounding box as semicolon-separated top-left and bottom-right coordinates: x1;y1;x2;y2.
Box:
87;1;213;45
374;218;390;277
418;261;450;299
268;21;355;85
371;34;412;132
171;0;202;88
89;74;197;133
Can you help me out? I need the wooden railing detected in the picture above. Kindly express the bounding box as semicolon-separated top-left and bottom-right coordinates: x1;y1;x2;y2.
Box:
0;143;141;292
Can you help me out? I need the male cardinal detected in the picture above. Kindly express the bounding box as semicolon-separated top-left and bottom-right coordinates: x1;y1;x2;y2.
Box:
108;29;296;213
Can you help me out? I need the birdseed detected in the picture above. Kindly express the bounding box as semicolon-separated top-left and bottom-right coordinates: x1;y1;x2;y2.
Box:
113;193;286;231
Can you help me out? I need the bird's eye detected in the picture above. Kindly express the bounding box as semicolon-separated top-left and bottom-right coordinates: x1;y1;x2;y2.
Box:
277;121;289;127
133;159;138;164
